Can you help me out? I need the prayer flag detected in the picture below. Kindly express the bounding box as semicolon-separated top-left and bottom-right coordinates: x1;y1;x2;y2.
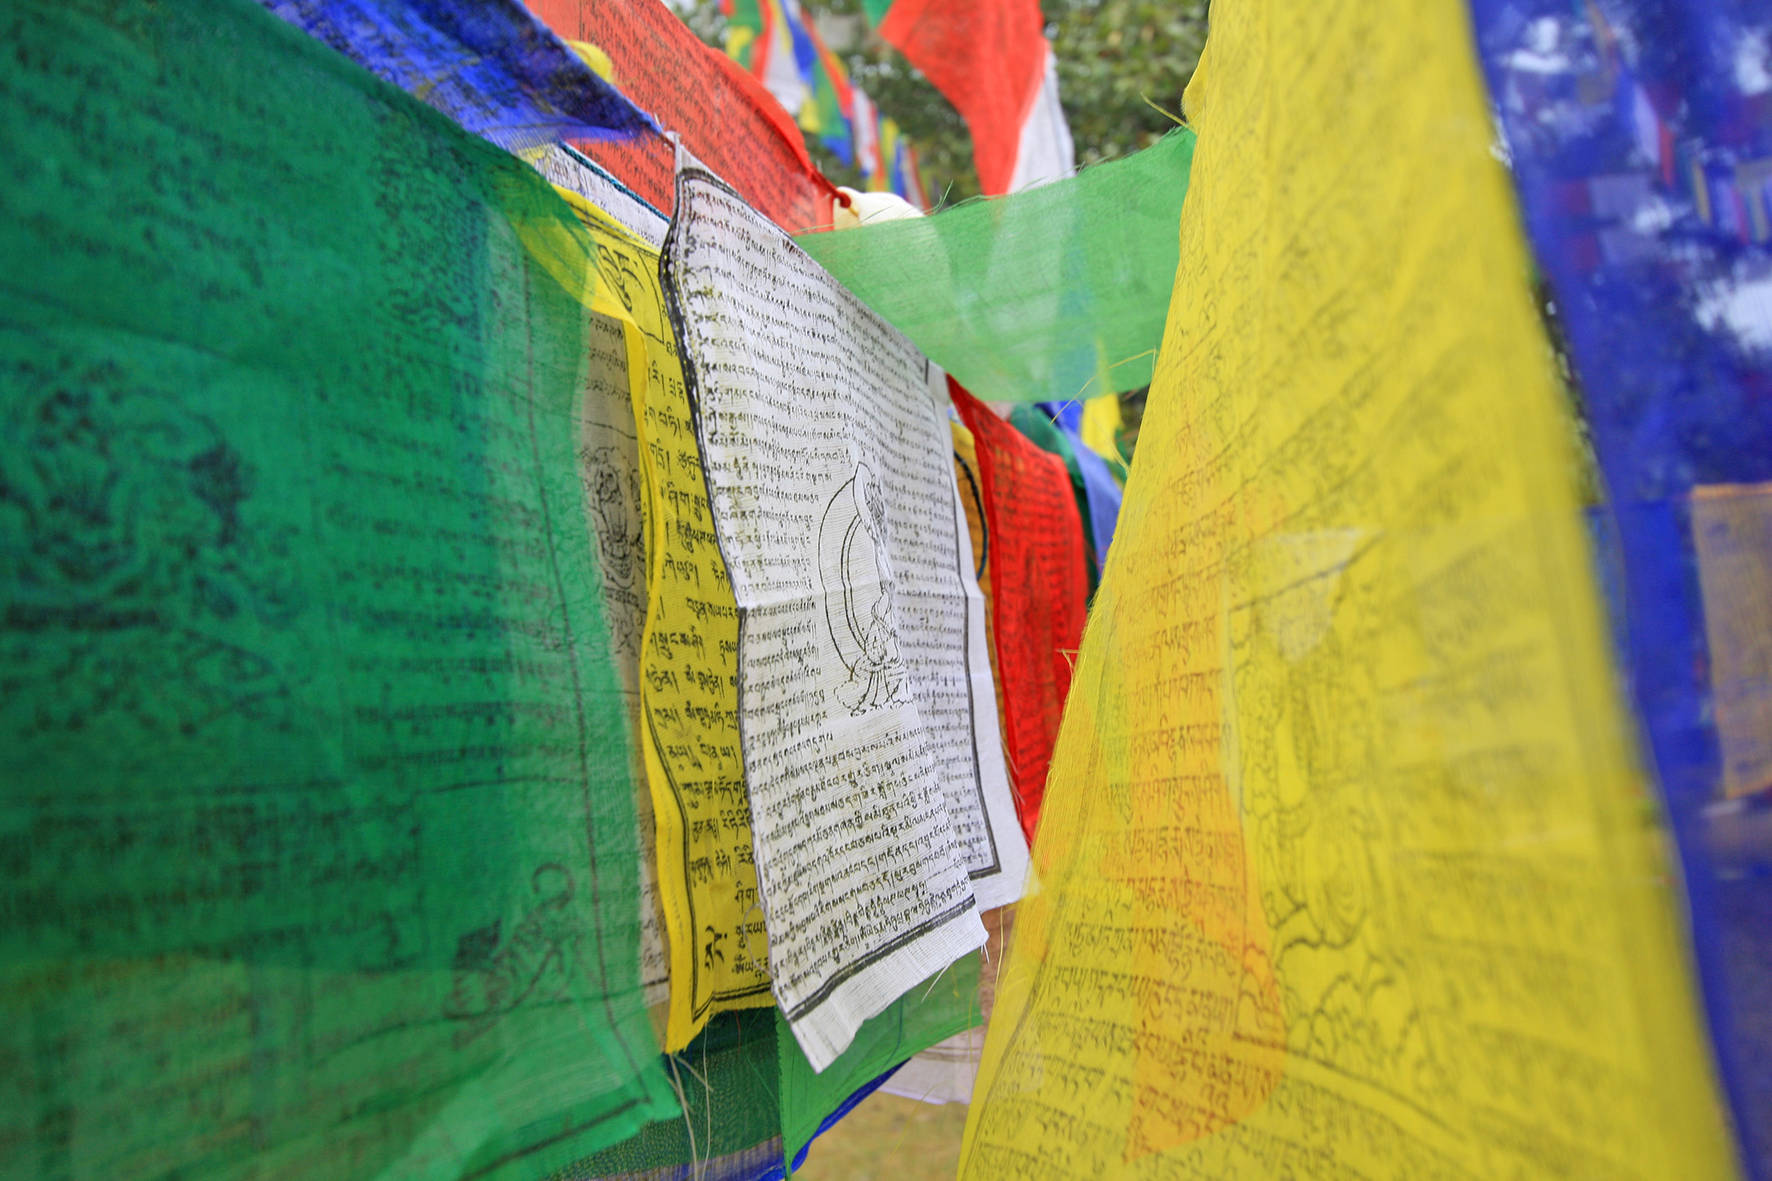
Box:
0;3;678;1175
960;0;1736;1174
661;159;1029;1071
258;0;655;150
529;0;834;232
875;0;1056;194
952;384;1089;843
1471;0;1772;1166
796;129;1195;403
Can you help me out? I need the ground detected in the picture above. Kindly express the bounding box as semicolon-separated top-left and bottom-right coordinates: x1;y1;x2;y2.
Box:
794;1092;970;1179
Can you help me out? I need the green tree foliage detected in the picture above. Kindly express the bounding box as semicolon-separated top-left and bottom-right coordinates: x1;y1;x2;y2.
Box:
1047;0;1206;168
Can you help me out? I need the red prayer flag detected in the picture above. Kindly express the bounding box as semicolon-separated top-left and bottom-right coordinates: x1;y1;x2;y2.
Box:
876;0;1046;194
951;380;1088;842
527;0;835;232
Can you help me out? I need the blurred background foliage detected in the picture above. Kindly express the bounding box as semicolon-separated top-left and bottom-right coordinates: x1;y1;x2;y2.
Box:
672;0;1210;205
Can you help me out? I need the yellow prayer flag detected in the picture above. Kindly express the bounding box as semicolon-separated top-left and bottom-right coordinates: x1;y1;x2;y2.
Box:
959;1;1737;1177
553;189;776;1050
871;118;900;194
1077;393;1123;473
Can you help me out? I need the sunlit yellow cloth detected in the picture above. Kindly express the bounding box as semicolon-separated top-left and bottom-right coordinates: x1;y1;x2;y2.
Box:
959;1;1736;1177
554;189;775;1050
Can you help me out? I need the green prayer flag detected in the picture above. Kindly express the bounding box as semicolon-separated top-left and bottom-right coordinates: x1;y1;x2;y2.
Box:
796;128;1195;404
778;952;981;1166
0;1;676;1177
550;954;978;1177
548;1010;785;1180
